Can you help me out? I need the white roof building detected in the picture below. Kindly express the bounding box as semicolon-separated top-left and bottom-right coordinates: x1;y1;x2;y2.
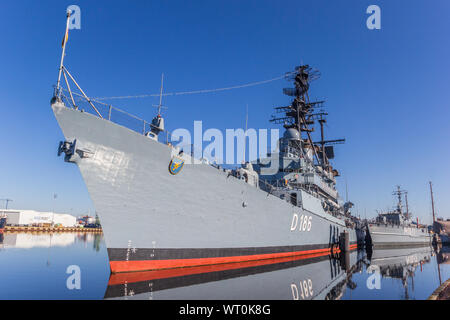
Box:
0;209;77;227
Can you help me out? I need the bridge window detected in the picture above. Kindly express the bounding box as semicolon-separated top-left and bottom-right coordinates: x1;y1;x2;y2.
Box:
290;193;297;206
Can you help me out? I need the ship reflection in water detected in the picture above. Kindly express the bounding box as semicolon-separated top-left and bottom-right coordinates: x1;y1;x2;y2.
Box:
105;250;365;300
363;246;433;300
0;232;448;300
436;245;450;265
105;246;443;300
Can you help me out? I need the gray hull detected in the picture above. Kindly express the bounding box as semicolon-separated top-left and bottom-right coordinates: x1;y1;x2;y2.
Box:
367;224;431;248
52;102;357;272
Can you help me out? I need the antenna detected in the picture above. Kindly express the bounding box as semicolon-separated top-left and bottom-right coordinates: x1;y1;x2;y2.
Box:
148;73;168;140
429;181;436;223
271;65;322;164
158;73;164;115
0;199;13;210
152;73;167;116
245;104;248;132
55;10;71;98
319;115;326;167
345;179;349;202
404;192;409;219
52;11;104;118
271;65;344;169
392;185;407;215
243;104;248;164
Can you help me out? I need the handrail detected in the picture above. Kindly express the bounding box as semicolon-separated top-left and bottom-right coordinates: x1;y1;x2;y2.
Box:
60;87;174;144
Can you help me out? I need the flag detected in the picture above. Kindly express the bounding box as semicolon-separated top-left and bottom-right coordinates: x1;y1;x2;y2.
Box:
62;28;69;48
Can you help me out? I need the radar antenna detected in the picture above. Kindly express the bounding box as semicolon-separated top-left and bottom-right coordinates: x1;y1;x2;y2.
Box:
152;73;168;116
147;73;167;141
0;198;13;210
270;64;344;169
392;186;408;216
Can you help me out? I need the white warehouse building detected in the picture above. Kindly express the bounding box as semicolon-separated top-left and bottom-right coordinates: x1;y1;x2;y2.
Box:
0;209;77;227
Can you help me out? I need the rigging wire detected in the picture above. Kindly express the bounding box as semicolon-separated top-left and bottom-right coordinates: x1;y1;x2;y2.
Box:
59;69;298;129
91;72;295;101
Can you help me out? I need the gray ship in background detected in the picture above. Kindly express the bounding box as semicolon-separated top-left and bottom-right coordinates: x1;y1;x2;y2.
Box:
51;12;362;274
366;186;431;248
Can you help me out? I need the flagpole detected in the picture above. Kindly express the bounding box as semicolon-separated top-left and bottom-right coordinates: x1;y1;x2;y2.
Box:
243;104;248;164
56;11;71;98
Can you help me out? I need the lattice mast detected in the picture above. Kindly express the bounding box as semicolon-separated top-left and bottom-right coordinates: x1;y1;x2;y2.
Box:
270;65;344;169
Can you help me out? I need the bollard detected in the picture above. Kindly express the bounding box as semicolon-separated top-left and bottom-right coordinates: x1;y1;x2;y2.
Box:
339;231;349;252
339;231;350;271
339;249;350;272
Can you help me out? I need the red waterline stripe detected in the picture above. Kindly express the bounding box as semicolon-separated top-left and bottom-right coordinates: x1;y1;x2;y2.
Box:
109;250;334;285
110;246;345;273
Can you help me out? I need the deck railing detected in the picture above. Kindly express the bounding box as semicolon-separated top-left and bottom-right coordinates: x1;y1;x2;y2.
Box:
60;88;172;145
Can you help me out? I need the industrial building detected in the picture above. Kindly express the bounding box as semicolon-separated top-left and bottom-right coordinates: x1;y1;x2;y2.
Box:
0;209;77;227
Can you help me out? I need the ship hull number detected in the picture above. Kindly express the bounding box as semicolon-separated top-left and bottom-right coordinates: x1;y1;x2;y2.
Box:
290;214;312;232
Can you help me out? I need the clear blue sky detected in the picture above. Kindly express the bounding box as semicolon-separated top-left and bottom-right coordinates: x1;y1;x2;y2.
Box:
0;0;449;223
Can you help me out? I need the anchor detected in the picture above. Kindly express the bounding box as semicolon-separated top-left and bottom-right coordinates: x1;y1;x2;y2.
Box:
58;139;93;163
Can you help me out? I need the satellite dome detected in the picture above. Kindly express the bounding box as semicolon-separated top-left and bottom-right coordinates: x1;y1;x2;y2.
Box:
283;128;300;140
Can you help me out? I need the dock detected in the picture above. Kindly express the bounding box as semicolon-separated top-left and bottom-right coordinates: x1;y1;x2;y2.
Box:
3;226;102;233
428;278;450;300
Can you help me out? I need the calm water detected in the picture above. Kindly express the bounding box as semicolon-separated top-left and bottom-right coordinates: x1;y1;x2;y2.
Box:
0;232;449;300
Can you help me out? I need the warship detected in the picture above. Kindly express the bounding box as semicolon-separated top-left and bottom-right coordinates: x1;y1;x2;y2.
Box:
51;12;360;273
366;186;431;248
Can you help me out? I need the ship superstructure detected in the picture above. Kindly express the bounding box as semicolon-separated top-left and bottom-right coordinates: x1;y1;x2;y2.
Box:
251;65;356;226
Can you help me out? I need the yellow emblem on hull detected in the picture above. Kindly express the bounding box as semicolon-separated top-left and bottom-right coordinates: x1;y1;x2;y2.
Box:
169;156;185;175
